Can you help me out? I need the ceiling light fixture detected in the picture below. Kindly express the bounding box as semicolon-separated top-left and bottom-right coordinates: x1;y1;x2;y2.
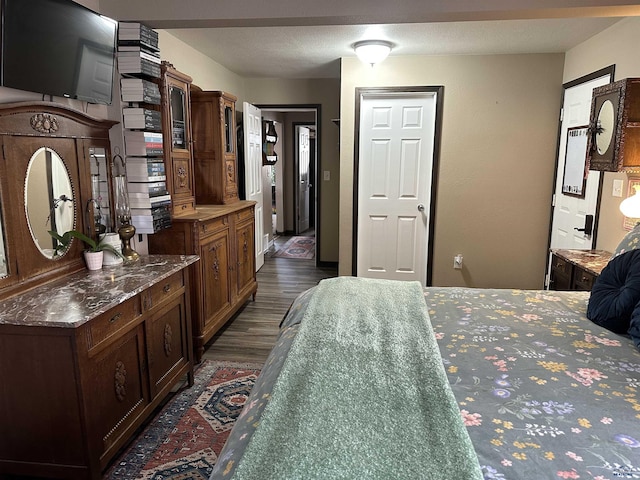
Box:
353;40;393;67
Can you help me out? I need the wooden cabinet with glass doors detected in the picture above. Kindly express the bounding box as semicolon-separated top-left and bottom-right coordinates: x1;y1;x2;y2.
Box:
190;88;239;204
156;61;196;215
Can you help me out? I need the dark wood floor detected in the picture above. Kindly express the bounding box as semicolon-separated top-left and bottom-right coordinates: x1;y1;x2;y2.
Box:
201;234;337;364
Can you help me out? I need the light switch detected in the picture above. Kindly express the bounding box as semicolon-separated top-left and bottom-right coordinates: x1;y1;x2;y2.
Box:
323;170;331;181
613;179;624;197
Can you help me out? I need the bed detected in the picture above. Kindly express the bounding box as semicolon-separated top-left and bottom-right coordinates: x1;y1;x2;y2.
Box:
210;278;640;480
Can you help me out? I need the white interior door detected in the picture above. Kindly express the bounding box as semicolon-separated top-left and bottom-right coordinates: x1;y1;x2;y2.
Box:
297;126;310;234
550;74;611;252
357;91;437;286
243;102;265;271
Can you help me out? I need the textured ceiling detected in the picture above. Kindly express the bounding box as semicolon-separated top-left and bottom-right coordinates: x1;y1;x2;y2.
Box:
98;0;631;79
166;17;621;78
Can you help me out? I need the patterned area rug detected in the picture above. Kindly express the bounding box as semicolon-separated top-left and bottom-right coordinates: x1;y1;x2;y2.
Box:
104;361;262;480
274;236;315;259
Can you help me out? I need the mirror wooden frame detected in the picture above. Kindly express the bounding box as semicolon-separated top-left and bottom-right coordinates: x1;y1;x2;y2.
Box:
0;102;117;300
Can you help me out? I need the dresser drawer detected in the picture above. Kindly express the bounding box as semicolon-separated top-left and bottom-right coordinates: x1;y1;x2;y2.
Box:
143;271;185;311
198;215;229;238
235;206;254;223
551;255;571;276
88;296;142;352
572;267;596;291
173;197;196;215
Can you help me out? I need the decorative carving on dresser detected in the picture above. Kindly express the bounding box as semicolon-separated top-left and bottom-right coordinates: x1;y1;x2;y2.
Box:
177;165;188;188
242;230;249;259
210;243;221;280
114;361;127;402
164;323;173;356
30;113;59;133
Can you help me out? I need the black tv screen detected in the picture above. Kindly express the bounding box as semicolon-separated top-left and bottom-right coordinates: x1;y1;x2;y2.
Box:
1;0;117;104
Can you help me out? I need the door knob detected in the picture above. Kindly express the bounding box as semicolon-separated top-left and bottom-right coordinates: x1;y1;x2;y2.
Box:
417;204;425;212
574;214;594;236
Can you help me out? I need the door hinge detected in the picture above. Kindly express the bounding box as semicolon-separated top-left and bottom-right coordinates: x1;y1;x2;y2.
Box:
552;194;556;207
559;108;564;122
544;273;550;289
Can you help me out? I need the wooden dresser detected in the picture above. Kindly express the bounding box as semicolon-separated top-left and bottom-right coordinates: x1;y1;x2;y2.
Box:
0;255;198;479
549;249;611;291
148;202;257;362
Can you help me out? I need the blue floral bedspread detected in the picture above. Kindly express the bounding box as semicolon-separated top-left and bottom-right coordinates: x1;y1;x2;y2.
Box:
211;287;640;480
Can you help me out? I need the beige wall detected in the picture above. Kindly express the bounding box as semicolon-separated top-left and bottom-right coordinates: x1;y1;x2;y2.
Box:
340;53;565;288
564;17;640;253
158;31;246;101
153;33;342;263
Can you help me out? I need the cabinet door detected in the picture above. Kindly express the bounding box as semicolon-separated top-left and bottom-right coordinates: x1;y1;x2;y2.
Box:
168;83;194;197
549;254;572;291
146;295;191;398
235;217;256;297
86;324;148;463
222;97;239;202
571;266;597;291
161;64;196;215
201;229;232;327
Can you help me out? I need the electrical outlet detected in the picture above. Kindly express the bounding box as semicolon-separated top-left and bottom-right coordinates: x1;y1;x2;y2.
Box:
323;170;331;181
453;254;463;270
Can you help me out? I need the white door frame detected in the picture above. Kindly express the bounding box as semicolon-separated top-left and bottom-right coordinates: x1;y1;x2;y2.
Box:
353;86;443;286
545;65;615;284
294;122;314;236
258;104;321;266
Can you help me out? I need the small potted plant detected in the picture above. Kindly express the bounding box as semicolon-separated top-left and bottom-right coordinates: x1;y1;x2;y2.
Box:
49;230;124;270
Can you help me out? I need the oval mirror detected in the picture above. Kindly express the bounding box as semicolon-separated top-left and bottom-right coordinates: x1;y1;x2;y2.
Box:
596;99;615;155
25;147;75;259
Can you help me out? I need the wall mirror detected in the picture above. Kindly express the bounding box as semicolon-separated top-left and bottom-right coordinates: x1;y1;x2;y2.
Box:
0;201;7;278
586;80;624;172
89;147;111;235
595;99;615;155
0;102;117;300
562;126;589;198
25;147;75;258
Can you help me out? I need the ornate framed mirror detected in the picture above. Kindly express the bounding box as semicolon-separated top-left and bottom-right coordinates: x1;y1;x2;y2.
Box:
0;102;117;300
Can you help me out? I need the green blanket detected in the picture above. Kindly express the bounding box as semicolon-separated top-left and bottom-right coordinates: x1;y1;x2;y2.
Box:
232;277;482;479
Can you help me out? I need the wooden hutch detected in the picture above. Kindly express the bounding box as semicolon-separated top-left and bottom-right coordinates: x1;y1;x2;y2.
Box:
149;64;257;362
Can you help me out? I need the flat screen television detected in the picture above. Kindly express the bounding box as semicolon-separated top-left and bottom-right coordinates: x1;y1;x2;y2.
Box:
0;0;118;104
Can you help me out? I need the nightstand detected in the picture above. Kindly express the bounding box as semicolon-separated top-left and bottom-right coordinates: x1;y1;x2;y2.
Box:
549;249;612;291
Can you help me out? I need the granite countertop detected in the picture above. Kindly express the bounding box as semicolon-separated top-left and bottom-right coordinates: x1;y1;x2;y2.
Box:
0;254;199;328
552;249;612;276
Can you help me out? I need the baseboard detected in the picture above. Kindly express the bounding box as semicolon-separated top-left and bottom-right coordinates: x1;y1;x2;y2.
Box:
317;260;338;269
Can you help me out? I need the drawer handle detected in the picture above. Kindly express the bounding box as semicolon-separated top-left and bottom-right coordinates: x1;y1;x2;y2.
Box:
109;313;122;324
181;204;188;210
163;284;172;293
